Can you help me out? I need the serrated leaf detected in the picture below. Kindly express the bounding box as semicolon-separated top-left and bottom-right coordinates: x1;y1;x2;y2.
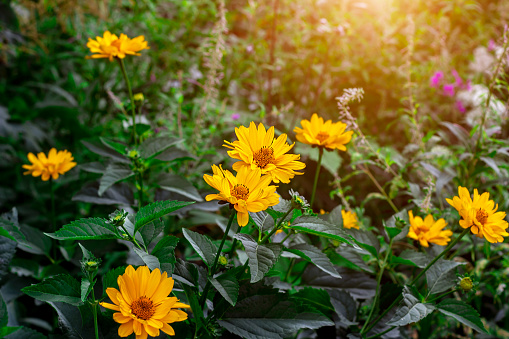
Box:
137;219;165;248
235;234;283;283
210;271;239;306
102;266;126;296
0;211;27;244
100;137;127;155
133;248;160;270
289;216;351;245
218;294;334;339
134;200;194;232
151;236;179;275
182;229;218;268
45;218;119;241
138;136;182;159
292;287;335;315
78;243;94;262
344;228;379;257
81;140;129;163
391;250;430;268
22;274;82;306
80;278;92;302
72;182;134;206
98;163;134;196
328;289;357;325
286;243;341;278
157;173;203;201
387;286;435;326
4;326;46;339
18;225;52;256
426;259;464;295
0;292;7;327
437;299;488;334
250;211;275;232
47;301;95;338
0;236;16;283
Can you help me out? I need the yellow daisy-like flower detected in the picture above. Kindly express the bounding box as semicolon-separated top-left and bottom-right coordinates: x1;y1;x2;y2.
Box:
446;186;509;243
407;211;452;247
86;31;149;61
223;122;305;184
203;165;280;226
100;265;190;339
22;148;76;181
294;113;353;151
342;210;360;229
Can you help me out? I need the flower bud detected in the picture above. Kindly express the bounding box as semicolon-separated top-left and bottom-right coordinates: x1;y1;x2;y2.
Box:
218;256;228;266
459;277;473;292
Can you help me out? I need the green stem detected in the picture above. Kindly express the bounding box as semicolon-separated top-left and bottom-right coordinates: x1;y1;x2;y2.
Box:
137;173;144;210
120;224;144;252
91;285;99;339
426;289;459;303
228;238;238;258
284;258;295;282
366;325;396;339
260;207;294;244
363;228;469;335
361;238;393;334
199;210;236;308
310;147;324;207
118;58;137;146
50;179;56;259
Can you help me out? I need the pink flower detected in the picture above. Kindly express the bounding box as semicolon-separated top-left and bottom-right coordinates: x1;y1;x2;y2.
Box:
455;100;466;113
443;84;455;97
451;69;463;87
231;113;240;121
488;39;496;52
430;71;444;88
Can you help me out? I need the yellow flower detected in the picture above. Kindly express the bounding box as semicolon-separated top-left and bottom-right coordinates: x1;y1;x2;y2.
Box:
407;211;452;247
100;265;189;339
294;113;353;151
342;210;359;229
203;165;280;226
275;229;284;235
22;148;76;181
223;122;305;184
134;93;145;101
86;31;149;61
446;186;509;243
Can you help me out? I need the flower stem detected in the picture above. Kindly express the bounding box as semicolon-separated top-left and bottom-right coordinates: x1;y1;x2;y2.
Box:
120;224;145;252
199;210;236;308
50;179;56;259
362;228;469;335
91;287;99;339
260;207;294;244
137;173;144;210
310;147;324;207
118;58;137;146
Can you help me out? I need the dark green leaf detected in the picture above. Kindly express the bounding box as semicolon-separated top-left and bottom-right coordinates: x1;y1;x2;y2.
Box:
210;271;239;306
100;137;127;155
45;218;119;241
235;234;283;283
286;243;340;278
387;286;435;326
426;259;465;295
138;136;182;159
81;140;129;163
137;219;165;248
18;225;52;256
102;266;126;296
47;301;95;338
0;236;16;282
250;211;275;232
292;287;335;315
157;173;203;201
0;209;27;244
391;250;430;268
289;216;351;245
344;228;380;257
22;274;82;306
0;327;20;337
72;182;134;206
182;229;218;268
328;289;357;325
98;163;134;196
437;299;488;334
134;200;194;232
80;278;92;302
182;283;206;333
0;292;7;327
151;236;179;276
4;327;46;339
78;243;94;262
133;248;160;270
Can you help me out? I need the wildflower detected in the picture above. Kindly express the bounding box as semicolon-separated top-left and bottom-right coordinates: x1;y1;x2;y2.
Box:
459;276;474;292
275;229;284;235
133;93;145;101
446;186;509;243
100;265;189;338
294;113;353;151
488;39;496;52
223;122;305;184
290;189;310;210
407;211;452;247
443;84;455;97
203;165;280;226
231;113;240;121
430;71;444;88
455;100;466;113
218;255;228;266
86;31;149;62
22;148;76;181
319;209;327;215
342;210;360;230
108;209;129;227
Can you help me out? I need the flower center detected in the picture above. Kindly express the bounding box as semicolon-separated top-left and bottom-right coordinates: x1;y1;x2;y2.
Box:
231;184;250;201
316;131;329;143
131;296;155;320
253;147;275;169
476;209;489;225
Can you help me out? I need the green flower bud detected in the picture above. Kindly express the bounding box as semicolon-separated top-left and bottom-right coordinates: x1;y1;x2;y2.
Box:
459;277;473;292
218;256;228;266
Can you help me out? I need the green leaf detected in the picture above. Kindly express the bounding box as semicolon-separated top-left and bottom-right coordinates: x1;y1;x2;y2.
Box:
78;243;94;262
286;243;341;278
426;259;465;295
157;173;203;201
182;229;218;268
0;236;16;282
344;228;380;257
4;326;46;339
18;225;52;256
391;250;430;268
133;248;160;270
151;236;179;275
98;163;134;196
209;270;239;306
45;218;119;241
0;327;21;337
134;200;194;233
22;274;83;306
0;209;27;244
102;266;126;296
235;234;283;283
81;140;129;163
437;299;488;334
138;136;182;159
289;216;351;245
0;292;7;327
328;289;357;325
137;219;165;248
100;137;127;155
387;286;435;326
47;301;94;338
250;211;275;232
292;287;335;315
80;278;92;302
182;283;206;333
218;294;334;339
